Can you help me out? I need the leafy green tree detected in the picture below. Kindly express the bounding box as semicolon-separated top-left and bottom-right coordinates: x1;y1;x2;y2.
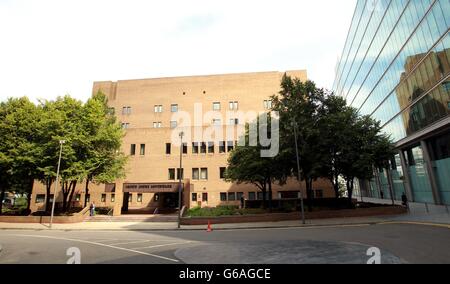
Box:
271;75;325;211
340;115;395;203
0;98;42;214
81;92;127;207
226;115;285;210
317;94;359;199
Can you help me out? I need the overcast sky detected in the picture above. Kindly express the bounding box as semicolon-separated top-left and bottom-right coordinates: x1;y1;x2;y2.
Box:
0;0;357;102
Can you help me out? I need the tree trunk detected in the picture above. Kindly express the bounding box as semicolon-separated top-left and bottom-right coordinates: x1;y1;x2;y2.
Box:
84;178;90;208
67;181;77;210
305;178;313;212
332;176;340;199
26;178;34;213
261;183;267;210
347;178;354;207
0;184;5;216
45;178;52;212
268;179;273;212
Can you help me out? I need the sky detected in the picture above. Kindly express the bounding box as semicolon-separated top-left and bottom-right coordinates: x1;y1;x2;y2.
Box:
0;0;357;103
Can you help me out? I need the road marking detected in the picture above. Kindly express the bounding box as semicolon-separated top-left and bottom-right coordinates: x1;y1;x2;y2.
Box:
11;234;180;263
131;241;192;250
206;224;372;233
379;221;450;229
109;240;153;246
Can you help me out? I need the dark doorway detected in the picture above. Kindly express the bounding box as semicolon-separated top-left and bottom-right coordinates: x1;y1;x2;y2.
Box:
122;192;130;212
161;193;179;209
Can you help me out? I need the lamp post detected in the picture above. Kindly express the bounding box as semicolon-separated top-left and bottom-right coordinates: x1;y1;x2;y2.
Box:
177;131;185;229
50;140;65;229
292;120;306;225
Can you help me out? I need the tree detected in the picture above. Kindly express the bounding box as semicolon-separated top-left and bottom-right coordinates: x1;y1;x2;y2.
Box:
81;92;127;208
317;94;359;199
340;115;395;204
271;75;325;211
225;115;285;210
0;98;42;215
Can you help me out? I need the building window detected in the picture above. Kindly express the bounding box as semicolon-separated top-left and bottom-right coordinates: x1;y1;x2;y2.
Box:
192;142;199;154
237;192;244;201
228;192;236;201
248;192;256;201
154;105;163;113
166;143;171;155
202;193;208;202
220;193;227;202
192;168;200;180
108;107;115;115
257;192;270;200
212;119;222;126
183;143;188;155
153;122;162;128
219;141;226;153
130;144;136;156
111;194;115;203
168;168;176;180
128;194;133;203
122;106;131;115
85;194;90;203
263;100;272;110
140;144;146;156
171;104;178;113
227;141;234;152
200;142;207;154
170;121;178;129
177;168;184;180
220;167;227;179
101;194;106;203
315;189;324;199
213;102;221;111
208;142;214;154
35;194;45;203
229;101;239;110
121;123;130;129
200;168;208;180
137;194;143;203
229;119;239;125
75;194;81;202
192;193;198;202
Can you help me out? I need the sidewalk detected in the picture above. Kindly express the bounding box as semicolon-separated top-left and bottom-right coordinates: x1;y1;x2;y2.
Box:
0;213;449;231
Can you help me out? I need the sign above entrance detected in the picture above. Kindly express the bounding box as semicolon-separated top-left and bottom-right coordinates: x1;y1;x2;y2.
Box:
123;183;180;193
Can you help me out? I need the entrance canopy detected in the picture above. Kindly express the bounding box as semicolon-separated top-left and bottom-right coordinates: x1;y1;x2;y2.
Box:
123;183;181;193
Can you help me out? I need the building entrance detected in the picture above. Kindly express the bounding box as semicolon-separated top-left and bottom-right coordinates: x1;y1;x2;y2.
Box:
121;182;183;215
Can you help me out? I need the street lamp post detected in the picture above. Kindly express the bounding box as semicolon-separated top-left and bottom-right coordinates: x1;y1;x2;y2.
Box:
292;120;306;225
177;132;185;229
49;140;65;229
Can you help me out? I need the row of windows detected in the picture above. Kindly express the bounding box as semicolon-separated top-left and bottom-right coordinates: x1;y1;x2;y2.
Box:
130;142;236;156
168;167;227;181
34;193;116;204
123;119;242;130
119;100;274;117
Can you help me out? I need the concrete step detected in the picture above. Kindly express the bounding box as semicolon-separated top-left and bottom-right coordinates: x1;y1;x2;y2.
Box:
85;214;178;223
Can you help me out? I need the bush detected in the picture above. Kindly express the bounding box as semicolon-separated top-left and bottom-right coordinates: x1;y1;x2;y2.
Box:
187;206;269;217
95;207;113;215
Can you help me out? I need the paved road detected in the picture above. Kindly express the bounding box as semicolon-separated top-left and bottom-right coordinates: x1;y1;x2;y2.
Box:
0;223;449;264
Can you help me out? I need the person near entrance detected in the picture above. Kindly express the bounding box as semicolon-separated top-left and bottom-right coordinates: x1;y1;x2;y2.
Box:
90;202;96;216
401;193;409;211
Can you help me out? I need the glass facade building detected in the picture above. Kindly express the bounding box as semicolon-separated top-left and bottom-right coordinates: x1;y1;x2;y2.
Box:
333;0;450;205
